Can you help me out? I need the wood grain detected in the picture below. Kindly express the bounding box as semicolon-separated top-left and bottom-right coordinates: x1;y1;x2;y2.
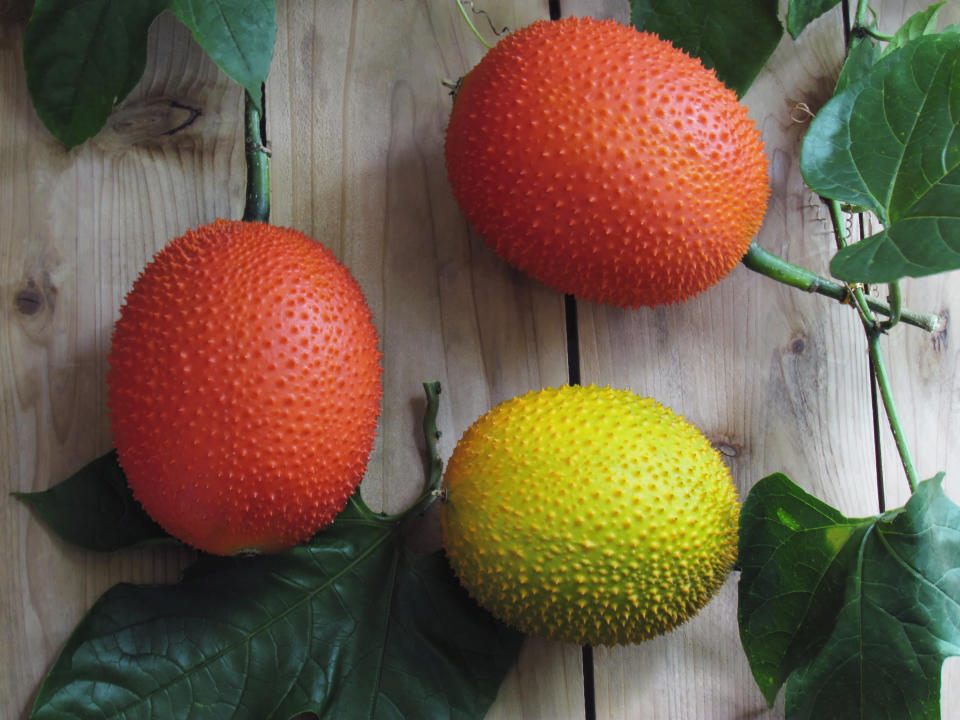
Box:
572;1;960;718
267;2;583;717
4;1;960;719
0;12;243;720
866;2;960;713
573;2;884;719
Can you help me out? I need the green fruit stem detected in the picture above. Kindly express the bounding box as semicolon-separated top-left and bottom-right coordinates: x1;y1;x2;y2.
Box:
341;382;444;523
406;381;444;518
740;243;942;333
422;381;444;494
242;88;271;224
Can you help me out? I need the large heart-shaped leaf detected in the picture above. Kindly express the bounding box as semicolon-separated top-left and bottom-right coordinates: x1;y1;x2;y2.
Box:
785;475;960;720
13;450;172;552
739;473;960;719
29;493;524;720
737;473;874;706
23;0;169;148
800;32;960;283
629;0;782;96
167;0;276;109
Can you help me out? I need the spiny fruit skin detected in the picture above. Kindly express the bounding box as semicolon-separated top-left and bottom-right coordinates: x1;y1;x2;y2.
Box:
440;385;739;646
107;220;382;556
444;17;769;308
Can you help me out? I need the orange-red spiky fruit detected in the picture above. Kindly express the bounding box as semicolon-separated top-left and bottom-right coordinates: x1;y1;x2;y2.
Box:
107;220;382;555
444;17;769;308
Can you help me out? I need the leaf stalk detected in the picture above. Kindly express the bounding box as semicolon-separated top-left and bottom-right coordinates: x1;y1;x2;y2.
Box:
406;381;445;518
740;243;942;333
826;200;919;495
867;328;920;494
826;200;876;325
857;25;895;42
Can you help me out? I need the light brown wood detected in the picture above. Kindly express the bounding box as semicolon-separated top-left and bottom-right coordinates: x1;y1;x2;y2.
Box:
267;2;583;716
1;11;244;720
865;3;960;713
575;1;960;718
4;1;960;719
270;0;569;514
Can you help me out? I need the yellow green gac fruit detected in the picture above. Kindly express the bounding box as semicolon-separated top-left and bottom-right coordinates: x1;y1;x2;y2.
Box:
440;385;739;646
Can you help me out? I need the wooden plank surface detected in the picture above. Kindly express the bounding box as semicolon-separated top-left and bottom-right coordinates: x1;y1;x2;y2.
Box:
1;11;245;720
2;1;958;719
569;1;960;718
864;1;960;709
574;4;869;717
266;2;583;716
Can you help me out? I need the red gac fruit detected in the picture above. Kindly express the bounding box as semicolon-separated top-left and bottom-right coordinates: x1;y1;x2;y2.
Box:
107;220;382;555
444;17;770;308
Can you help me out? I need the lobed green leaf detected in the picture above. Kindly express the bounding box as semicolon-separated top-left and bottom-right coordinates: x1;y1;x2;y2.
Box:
799;32;960;283
739;474;960;718
28;493;523;720
629;0;782;97
737;473;874;706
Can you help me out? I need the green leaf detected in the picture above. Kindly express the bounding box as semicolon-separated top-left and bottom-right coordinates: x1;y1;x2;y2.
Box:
23;0;169;148
737;474;874;706
786;0;841;40
167;0;276;109
833;34;880;94
881;2;946;56
798;33;960;283
629;0;782;97
13;450;173;552
786;474;960;719
29;494;524;719
835;3;952;95
738;474;960;718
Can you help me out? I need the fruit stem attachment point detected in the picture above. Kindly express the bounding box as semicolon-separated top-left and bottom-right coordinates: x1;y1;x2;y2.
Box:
740;243;942;333
242;87;271;224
